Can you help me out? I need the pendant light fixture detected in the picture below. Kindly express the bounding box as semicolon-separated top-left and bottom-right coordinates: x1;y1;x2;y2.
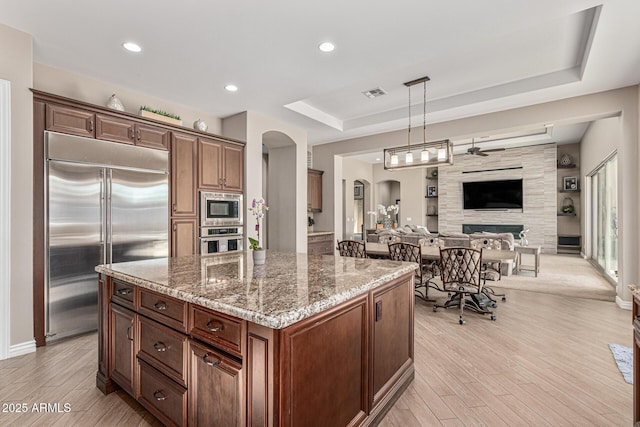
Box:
384;75;453;170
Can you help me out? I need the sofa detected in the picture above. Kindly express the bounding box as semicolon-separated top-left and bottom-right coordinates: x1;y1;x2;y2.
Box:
367;227;516;277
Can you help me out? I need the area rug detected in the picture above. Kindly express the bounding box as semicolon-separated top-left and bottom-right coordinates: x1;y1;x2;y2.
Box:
609;343;633;384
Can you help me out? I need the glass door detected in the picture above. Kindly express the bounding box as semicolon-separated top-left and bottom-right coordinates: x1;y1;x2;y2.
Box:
589;154;618;281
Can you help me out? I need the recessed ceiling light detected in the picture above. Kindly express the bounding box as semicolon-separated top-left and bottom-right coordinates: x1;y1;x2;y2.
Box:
318;42;335;53
225;84;238;92
122;42;142;53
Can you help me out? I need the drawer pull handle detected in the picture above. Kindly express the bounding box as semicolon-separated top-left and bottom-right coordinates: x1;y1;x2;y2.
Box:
153;301;167;311
153;342;167;352
116;288;132;296
205;320;224;332
202;353;221;367
153;390;167;401
126;325;133;341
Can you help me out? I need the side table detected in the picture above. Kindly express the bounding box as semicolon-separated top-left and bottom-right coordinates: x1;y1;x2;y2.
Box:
515;245;541;277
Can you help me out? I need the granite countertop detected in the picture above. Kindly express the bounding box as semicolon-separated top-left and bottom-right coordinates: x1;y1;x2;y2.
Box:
307;231;334;236
96;251;416;329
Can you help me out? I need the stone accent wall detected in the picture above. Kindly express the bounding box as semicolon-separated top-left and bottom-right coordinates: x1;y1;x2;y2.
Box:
438;144;557;253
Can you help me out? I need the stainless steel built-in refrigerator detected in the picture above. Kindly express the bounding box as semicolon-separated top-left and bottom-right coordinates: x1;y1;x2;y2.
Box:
45;131;169;342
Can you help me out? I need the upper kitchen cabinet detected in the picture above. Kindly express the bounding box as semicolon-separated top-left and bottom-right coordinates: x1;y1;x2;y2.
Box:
46;104;95;138
198;137;244;193
95;115;170;150
171;132;198;217
308;169;323;212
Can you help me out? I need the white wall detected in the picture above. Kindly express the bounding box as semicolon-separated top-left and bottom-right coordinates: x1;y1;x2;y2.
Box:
222;111;308;252
33;63;222;134
0;23;34;349
267;145;297;251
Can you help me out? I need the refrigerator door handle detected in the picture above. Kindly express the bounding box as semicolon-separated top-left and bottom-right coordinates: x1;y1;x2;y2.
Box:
107;169;113;264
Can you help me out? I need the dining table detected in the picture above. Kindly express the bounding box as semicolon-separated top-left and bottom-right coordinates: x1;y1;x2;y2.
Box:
365;242;518;264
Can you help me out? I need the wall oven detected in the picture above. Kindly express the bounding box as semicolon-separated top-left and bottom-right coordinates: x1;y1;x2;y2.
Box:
200;226;244;255
200;192;243;227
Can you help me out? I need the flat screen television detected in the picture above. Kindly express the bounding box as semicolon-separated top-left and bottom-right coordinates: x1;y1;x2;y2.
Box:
463;179;523;210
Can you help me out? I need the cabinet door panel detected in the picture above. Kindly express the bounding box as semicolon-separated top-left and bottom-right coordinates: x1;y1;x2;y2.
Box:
223;144;244;192
308;169;323;212
198;138;223;190
371;277;413;408
109;304;137;396
188;340;243;427
171;218;197;257
136;123;170;150
46;104;95;137
96;114;135;144
171;133;197;216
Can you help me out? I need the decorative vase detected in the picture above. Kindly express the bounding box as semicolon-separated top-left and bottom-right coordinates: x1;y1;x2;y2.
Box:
106;94;124;111
193;119;208;132
252;249;266;265
383;216;392;229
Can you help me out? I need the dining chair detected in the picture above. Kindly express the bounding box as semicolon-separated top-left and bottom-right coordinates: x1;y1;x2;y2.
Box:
388;242;435;302
433;247;496;324
469;237;507;305
336;240;367;258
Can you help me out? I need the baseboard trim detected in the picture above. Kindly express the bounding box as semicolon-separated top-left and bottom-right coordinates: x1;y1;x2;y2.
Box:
616;296;632;310
8;339;36;358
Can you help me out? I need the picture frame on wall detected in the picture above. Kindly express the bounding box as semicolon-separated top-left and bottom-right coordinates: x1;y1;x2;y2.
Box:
427;185;437;197
563;176;578;191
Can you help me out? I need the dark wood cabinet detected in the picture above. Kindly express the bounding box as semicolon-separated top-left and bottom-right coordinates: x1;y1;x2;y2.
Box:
33;91;246;347
171;218;197;258
198;137;244;193
45;104;95;137
222;144;244;192
109;303;137;397
370;277;413;409
308;169;323;212
188;340;243;427
96;114;135;145
633;294;640;423
171;133;198;217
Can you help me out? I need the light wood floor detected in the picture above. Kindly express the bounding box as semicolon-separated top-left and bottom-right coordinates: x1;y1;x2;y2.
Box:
0;288;632;426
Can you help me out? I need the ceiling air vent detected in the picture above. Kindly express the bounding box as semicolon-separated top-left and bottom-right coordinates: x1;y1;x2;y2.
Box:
362;87;387;99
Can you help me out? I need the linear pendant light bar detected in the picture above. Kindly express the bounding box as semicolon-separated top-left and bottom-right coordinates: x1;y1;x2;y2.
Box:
384;75;454;170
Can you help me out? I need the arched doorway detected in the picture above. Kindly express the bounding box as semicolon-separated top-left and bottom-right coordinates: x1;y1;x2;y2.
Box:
262;131;296;251
376;180;401;228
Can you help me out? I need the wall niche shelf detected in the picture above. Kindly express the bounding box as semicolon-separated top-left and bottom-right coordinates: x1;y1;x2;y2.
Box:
557;213;577;216
557;164;578;169
425;195;438;198
559;189;580;193
426;214;438;217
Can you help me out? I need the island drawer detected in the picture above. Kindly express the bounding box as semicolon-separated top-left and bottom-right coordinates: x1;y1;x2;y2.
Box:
139;288;188;333
112;279;135;309
138;316;188;387
138;360;187;427
190;307;243;357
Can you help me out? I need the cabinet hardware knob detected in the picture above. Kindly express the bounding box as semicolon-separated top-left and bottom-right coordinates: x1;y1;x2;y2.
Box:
153;342;167;352
153;301;167;311
88;120;94;132
172;203;177;212
129;128;134;139
136;129;141;141
173;223;177;231
126;325;133;341
153;390;167;401
205;320;224;332
202;353;221;367
116;288;132;296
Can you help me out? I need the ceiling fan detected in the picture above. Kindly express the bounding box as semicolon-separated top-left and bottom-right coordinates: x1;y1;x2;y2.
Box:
466;138;506;157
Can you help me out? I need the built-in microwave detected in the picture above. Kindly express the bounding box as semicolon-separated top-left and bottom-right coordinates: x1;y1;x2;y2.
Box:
200;192;243;227
200;226;244;254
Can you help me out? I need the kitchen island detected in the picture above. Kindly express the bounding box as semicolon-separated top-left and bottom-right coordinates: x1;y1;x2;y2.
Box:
95;250;417;426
